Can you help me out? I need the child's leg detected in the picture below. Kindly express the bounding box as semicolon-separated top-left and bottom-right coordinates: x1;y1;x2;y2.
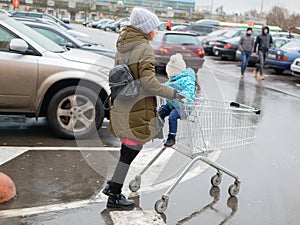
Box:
168;108;180;134
158;104;171;120
164;109;180;146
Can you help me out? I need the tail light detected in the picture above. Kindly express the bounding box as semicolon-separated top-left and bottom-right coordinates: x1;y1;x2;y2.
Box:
159;47;170;55
197;49;205;57
279;55;288;61
224;44;232;49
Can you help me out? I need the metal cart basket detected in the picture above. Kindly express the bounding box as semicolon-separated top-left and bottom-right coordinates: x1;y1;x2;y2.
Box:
128;98;261;213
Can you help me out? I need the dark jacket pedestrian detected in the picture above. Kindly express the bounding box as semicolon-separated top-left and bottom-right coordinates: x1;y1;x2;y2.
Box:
238;27;255;78
287;29;294;39
103;7;177;209
253;26;273;80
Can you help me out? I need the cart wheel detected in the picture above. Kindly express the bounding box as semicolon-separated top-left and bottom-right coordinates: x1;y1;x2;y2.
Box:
154;199;168;214
211;174;222;187
129;178;140;192
228;184;239;197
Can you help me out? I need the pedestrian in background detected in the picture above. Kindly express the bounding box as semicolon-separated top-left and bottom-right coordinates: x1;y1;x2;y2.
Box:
287;29;294;39
102;7;182;209
238;27;255;78
253;26;273;80
166;20;172;31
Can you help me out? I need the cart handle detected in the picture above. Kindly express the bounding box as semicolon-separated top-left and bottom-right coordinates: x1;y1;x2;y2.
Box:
230;102;261;115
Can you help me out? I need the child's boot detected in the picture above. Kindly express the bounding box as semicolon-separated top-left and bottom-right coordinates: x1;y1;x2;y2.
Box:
164;134;176;147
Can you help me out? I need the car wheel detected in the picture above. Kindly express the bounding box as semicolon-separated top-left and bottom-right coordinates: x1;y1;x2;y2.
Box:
47;86;104;139
274;68;285;74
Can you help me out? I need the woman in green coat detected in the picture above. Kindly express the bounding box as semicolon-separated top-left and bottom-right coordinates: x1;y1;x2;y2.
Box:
103;7;180;208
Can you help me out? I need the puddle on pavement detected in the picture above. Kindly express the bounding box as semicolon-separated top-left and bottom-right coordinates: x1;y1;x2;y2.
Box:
0;150;119;210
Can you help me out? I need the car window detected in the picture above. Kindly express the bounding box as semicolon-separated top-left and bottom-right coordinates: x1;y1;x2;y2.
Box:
164;34;199;46
191;25;215;33
27;24;84;47
252;30;261;36
0;25;16;52
273;39;289;49
281;41;300;52
223;30;238;38
42;14;57;22
207;29;228;37
2;16;64;53
32;27;70;47
17;12;41;18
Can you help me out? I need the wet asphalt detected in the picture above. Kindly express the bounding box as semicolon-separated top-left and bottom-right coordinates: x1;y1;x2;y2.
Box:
0;25;300;225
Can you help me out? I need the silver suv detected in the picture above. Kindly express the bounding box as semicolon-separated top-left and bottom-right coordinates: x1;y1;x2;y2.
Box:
0;15;112;139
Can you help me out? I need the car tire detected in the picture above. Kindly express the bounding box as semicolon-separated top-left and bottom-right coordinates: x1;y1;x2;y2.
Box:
274;68;285;74
47;86;104;139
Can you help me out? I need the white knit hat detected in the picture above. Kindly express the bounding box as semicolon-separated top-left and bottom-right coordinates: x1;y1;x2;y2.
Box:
166;53;186;78
130;7;160;34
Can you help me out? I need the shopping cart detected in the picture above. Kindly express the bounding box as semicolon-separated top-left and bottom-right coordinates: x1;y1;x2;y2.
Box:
128;98;261;213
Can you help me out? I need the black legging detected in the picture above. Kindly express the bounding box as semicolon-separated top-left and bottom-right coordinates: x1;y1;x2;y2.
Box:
109;144;142;194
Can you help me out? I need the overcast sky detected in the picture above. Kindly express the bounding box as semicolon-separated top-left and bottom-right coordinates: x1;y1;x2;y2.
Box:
197;0;300;14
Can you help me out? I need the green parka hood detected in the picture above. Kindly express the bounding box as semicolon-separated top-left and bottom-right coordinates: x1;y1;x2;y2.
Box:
116;26;149;53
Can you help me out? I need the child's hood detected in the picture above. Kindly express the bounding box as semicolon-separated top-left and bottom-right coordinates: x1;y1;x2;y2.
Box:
170;68;196;82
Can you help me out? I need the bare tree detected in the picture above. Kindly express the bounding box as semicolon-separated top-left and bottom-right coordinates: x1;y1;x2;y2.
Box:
286;13;300;30
266;6;290;30
244;9;260;18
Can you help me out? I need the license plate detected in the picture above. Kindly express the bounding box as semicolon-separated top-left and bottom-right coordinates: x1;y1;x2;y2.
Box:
268;54;276;59
214;50;219;56
177;52;191;57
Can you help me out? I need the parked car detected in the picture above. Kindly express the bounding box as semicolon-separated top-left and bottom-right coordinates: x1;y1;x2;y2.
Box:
212;36;240;60
104;18;129;32
172;24;189;32
101;20;116;31
97;19;114;29
0;9;10;16
82;19;99;27
10;11;71;30
236;37;291;66
61;17;70;24
265;39;300;74
195;19;220;27
291;58;300;77
179;23;220;36
213;29;261;60
198;28;230;43
0;15;112;139
91;19;111;28
151;31;205;73
157;22;187;31
12;16;88;39
203;29;260;55
272;32;300;40
119;20;130;32
18;19;115;58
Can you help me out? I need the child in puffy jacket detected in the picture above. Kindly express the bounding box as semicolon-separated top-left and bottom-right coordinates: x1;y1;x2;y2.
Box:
158;53;197;147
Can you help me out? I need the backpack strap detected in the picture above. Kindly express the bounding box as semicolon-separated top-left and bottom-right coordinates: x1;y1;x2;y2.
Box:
116;43;146;79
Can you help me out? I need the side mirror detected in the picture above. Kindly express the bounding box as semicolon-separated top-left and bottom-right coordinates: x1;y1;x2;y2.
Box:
65;42;74;48
9;38;28;53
